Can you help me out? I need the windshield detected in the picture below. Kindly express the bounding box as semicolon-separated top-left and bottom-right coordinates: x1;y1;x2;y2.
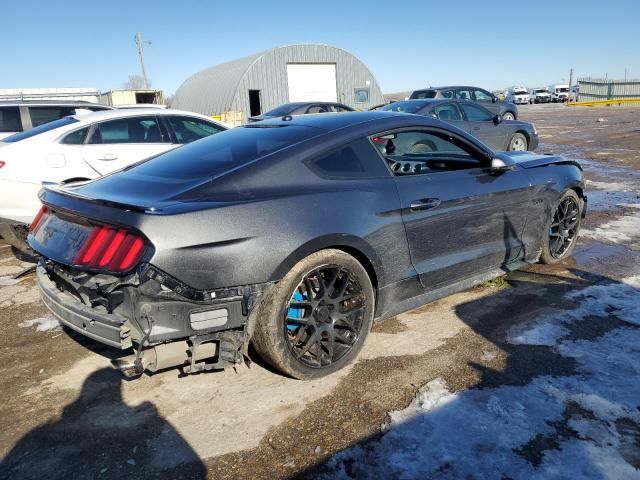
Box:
263;104;299;117
557;88;569;93
513;90;528;95
379;101;426;114
121;125;322;180
535;89;548;94
2;117;78;143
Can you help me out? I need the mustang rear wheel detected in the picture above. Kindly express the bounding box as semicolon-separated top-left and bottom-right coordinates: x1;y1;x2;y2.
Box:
251;249;374;379
539;190;582;264
508;133;528;151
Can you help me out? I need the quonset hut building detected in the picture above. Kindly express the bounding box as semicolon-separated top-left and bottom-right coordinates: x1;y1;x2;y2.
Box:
172;44;384;125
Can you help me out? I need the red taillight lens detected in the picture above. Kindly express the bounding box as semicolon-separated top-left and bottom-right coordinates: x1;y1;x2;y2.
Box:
30;206;48;233
74;225;146;272
0;160;6;169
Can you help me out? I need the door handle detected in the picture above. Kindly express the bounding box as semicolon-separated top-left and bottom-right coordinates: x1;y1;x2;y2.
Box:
410;198;441;211
473;127;481;131
97;154;118;161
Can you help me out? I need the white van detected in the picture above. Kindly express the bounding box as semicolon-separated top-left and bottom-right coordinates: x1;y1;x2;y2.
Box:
549;84;570;103
506;87;531;105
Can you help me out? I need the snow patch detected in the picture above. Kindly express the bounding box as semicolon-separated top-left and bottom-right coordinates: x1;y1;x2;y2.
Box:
323;277;640;479
19;315;61;332
0;276;21;287
581;205;640;246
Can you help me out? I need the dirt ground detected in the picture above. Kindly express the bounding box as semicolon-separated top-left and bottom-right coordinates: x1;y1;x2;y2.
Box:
0;104;639;479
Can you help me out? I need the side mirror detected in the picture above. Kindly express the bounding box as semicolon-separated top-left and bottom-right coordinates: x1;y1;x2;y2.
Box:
492;96;498;103
493;114;503;125
490;153;515;171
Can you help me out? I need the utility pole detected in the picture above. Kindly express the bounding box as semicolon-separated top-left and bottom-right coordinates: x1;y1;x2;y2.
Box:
567;68;574;103
134;32;150;89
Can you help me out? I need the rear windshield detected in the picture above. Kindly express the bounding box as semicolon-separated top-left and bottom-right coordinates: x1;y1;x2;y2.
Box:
2;117;78;143
123;125;322;180
379;101;426;114
410;90;437;99
263;104;299;116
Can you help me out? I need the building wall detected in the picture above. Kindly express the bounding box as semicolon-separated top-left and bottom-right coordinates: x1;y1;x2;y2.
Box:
0;87;99;102
229;45;383;119
99;90;164;106
577;78;640;102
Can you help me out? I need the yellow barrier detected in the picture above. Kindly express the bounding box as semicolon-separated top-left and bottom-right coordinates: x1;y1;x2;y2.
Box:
568;98;640;107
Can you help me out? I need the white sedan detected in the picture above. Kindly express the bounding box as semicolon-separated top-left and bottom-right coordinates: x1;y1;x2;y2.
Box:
0;108;227;226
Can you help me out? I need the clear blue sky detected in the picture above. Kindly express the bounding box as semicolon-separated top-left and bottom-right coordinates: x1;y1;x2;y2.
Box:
2;0;638;95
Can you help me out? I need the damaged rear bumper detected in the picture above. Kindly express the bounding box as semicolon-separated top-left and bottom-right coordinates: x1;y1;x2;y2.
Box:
36;261;271;374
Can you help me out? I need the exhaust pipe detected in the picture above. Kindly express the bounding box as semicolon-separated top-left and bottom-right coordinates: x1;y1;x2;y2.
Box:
112;341;218;377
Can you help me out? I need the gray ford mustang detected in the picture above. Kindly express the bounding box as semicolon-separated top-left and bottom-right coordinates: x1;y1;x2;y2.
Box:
379;99;538;152
28;112;586;380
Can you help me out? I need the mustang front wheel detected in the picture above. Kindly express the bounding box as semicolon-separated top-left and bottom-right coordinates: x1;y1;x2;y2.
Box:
539;190;582;264
251;249;374;379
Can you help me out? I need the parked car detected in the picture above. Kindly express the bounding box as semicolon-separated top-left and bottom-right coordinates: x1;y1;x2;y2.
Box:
549;84;570;102
0;100;113;140
531;88;553;103
28;111;585;380
379;99;538;152
506;87;531;105
0;109;227;252
409;86;518;120
247;102;354;122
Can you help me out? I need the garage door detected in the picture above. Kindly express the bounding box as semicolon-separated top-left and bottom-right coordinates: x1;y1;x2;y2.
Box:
286;64;337;102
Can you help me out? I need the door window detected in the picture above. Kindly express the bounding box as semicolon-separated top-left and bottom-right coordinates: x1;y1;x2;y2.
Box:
88;117;166;144
455;88;473;101
432;104;462;121
459;103;493;121
0;107;22;132
370;130;482;176
167;116;224;144
473;89;493;102
61;127;89;145
306;105;330;114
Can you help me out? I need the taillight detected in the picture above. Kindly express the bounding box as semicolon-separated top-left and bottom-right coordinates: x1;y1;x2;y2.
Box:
74;225;146;272
0;161;5;169
30;206;48;232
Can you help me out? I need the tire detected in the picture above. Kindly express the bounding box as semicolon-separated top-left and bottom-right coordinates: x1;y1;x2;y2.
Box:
539;190;582;264
251;249;375;379
508;133;528;151
503;112;516;121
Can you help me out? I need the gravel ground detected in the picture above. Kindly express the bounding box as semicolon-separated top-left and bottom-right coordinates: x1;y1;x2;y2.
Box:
0;104;639;480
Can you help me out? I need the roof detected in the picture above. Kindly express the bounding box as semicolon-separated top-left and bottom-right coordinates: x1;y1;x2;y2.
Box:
249;111;417;131
0;100;112;107
68;108;218;124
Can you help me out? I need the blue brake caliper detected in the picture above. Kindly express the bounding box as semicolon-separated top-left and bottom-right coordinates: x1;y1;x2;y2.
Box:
287;290;304;331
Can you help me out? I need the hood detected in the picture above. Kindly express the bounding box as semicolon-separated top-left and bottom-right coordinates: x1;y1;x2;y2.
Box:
503;151;582;170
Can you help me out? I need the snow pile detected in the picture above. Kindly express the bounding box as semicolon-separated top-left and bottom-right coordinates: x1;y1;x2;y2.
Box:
581;204;640;246
19;315;61;332
323;279;640;479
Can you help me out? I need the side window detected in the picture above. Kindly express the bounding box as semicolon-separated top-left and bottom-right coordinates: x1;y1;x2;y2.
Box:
28;107;75;127
167;116;223;144
440;89;455;99
370;130;482;176
61;127;89;145
0;107;22;132
88;116;165;144
328;105;351;112
473;89;493;102
307;105;329;114
460;103;493;121
455;89;473;101
432;104;462;121
308;138;389;179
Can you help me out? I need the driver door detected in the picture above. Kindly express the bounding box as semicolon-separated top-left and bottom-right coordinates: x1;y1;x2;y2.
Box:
373;128;531;290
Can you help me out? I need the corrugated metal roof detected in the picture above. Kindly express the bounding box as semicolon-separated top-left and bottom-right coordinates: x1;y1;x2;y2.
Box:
172;44;385;120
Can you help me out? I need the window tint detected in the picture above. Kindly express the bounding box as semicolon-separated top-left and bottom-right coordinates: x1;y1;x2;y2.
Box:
167;116;223;144
473;89;493;102
0;107;22;132
370;130;481;176
460;103;493;121
410;89;437;99
380;101;426;114
455;89;473;101
432;104;462;121
88;116;165;144
2;117;78;143
124;125;321;180
307;105;330;114
309;138;389;179
61;127;89;145
29;107;75;127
